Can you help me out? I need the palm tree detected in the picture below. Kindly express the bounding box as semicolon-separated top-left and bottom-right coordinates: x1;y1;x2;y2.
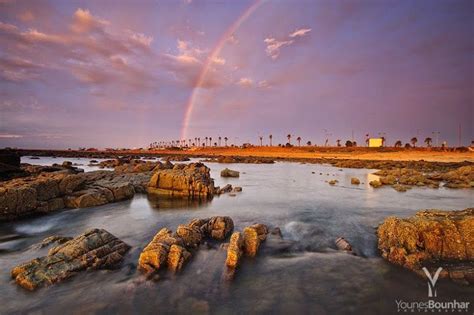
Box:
209;137;212;147
194;137;197;147
365;134;370;147
411;137;418;147
197;137;201;146
394;140;402;148
269;134;273;146
307;141;312;146
287;134;291;145
424;137;432;147
218;136;222;147
204;137;208;146
259;136;263;146
336;139;341;147
224;137;228;146
296;136;301;146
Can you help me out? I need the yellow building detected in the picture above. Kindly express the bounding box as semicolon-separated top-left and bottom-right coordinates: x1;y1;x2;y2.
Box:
368;138;383;147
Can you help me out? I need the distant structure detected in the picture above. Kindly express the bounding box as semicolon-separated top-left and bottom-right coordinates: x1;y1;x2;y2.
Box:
368;138;383;148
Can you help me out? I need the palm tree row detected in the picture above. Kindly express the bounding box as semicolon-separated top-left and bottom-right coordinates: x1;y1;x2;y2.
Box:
149;134;441;150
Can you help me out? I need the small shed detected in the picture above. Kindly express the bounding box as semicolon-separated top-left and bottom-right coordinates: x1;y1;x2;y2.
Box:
368;138;383;147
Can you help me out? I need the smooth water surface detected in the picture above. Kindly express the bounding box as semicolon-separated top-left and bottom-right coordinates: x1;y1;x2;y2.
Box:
0;156;472;314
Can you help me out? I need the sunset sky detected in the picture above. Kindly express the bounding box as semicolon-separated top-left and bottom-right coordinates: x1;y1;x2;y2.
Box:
1;0;472;149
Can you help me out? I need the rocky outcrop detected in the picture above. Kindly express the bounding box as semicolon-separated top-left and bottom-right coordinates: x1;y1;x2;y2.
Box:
377;208;474;284
162;156;190;162
114;159;173;174
225;232;244;268
221;168;240;178
11;229;130;290
242;224;269;257
0;169;153;221
0;150;27;181
138;216;234;275
147;163;215;198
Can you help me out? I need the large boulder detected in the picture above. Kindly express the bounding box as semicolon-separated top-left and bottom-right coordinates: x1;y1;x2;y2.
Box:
11;229;130;290
202;216;234;240
377;208;474;284
220;168;240;178
225;232;244;268
147;163;215;198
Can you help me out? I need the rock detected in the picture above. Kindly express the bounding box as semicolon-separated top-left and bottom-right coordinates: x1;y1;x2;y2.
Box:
147;163;214;198
203;216;234;240
335;237;356;255
377;208;474;284
369;180;382;188
11;229;130;290
216;184;233;195
162;156;190;162
32;235;73;249
232;186;242;192
328;179;338;185
62;161;73;168
220;168;240;178
243;224;268;257
392;184;411;192
138;228;181;274
167;244;191;272
350;178;360;185
176;224;202;248
225;232;244;268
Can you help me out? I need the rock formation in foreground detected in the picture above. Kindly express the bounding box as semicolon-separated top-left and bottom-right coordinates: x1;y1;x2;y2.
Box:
11;229;130;290
138;216;234;275
377;208;474;284
147;163;215;198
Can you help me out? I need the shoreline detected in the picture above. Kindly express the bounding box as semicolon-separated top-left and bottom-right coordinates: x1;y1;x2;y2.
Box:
11;147;474;164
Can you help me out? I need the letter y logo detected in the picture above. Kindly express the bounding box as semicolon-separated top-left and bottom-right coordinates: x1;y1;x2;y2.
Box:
422;267;442;297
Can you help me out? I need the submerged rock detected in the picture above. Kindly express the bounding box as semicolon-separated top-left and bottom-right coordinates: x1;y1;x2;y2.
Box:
377;208;474;284
369;180;382;188
220;168;240;178
147;163;214;198
350;178;360;185
11;229;130;290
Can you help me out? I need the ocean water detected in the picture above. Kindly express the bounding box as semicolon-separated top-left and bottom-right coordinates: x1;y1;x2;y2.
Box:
0;156;472;314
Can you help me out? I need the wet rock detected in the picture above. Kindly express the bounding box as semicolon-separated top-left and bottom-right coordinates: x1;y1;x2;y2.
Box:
11;228;130;290
377;208;474;284
162;156;190;162
220;168;240;178
243;224;269;257
147;163;214;198
225;232;244;268
392;184;411;192
176;224;202;248
167;244;191;272
328;179;338;185
350;178;360;185
32;235;73;249
215;184;233;195
232;186;242;192
138;228;181;274
203;216;234;240
369;180;382;188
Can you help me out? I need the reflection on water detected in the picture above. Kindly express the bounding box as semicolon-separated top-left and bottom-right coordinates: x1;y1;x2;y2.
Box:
0;157;472;314
147;194;211;210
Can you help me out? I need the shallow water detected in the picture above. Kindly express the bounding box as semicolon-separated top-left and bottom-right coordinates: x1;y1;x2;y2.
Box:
0;157;472;314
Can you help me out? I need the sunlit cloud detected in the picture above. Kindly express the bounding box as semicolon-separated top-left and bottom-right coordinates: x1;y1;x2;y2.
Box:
237;77;253;87
289;28;311;38
264;27;311;60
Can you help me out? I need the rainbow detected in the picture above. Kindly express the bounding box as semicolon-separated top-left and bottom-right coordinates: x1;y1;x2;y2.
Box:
180;0;264;140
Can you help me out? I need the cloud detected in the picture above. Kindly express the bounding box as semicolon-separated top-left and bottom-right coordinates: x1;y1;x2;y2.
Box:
264;27;311;60
0;134;23;138
0;56;43;82
70;8;109;33
237;77;253;87
264;37;294;60
289;28;311;38
18;10;34;22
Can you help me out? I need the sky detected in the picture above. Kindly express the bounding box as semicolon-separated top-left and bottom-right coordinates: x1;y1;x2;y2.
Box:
0;0;472;149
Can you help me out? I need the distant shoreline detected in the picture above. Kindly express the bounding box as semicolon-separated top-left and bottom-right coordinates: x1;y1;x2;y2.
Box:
11;146;474;164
